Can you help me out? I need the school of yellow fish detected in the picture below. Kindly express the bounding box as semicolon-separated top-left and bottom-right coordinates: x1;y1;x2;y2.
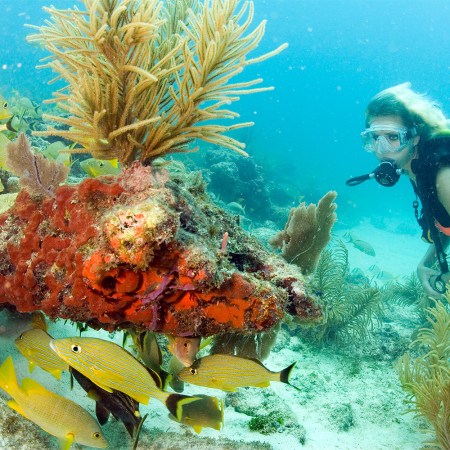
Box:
0;310;300;449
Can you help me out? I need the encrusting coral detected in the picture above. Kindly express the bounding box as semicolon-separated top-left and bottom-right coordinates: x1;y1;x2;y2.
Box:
0;161;322;336
269;191;338;275
27;0;287;165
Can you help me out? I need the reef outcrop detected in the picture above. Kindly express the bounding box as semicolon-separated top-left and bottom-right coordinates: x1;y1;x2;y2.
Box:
0;163;322;336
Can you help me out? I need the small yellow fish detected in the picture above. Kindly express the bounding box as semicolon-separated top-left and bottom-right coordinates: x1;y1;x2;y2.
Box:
0;356;108;449
15;328;69;379
167;335;201;367
345;232;376;256
0;132;12;170
31;311;48;331
178;354;299;392
166;394;224;433
50;336;167;405
0;95;12;122
128;330;162;373
80;158;121;177
167;354;185;392
41;141;73;168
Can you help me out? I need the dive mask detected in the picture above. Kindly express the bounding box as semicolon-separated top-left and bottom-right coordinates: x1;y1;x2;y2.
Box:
361;125;417;154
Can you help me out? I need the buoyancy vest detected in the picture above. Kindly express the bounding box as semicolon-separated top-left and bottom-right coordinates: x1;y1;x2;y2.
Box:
410;132;450;273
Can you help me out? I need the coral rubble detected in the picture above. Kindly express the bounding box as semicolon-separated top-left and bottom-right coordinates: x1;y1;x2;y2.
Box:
0;163;321;336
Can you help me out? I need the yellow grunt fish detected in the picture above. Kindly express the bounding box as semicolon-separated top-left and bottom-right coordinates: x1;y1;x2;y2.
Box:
31;311;48;331
178;354;300;392
0;356;108;449
0;95;12;122
50;336;192;407
50;337;167;405
166;394;224;433
50;336;224;434
15;328;69;379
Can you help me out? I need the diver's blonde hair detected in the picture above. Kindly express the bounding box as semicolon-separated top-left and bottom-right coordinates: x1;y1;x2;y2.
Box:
366;82;448;138
383;82;446;129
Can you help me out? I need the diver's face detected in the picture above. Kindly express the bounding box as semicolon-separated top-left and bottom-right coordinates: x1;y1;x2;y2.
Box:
368;115;418;169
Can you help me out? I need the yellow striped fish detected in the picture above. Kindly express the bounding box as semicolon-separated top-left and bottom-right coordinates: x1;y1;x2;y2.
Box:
15;328;69;379
0;356;108;449
50;336;176;405
31;311;48;331
50;337;225;433
178;354;300;392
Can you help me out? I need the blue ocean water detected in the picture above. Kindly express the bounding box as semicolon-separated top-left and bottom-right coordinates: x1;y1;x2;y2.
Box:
2;0;449;230
3;0;449;230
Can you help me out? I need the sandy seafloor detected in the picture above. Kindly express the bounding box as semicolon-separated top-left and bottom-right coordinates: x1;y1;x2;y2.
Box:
0;220;435;450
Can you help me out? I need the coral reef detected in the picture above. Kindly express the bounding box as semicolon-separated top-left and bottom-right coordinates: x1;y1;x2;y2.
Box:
0;163;321;336
203;147;273;222
28;0;287;165
269;191;337;275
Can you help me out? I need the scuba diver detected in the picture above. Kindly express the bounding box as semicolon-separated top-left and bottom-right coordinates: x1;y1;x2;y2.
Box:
346;82;450;297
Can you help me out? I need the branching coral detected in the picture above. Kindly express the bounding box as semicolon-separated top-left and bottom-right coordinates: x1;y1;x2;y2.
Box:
397;299;450;450
299;242;383;344
269;191;337;275
27;0;287;165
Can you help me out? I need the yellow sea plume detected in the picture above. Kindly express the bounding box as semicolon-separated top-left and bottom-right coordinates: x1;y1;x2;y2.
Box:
27;0;287;166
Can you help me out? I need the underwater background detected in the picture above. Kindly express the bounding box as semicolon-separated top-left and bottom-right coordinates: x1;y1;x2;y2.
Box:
1;1;450;449
2;0;450;227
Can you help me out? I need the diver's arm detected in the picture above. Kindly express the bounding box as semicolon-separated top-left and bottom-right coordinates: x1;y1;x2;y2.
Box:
417;244;442;297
